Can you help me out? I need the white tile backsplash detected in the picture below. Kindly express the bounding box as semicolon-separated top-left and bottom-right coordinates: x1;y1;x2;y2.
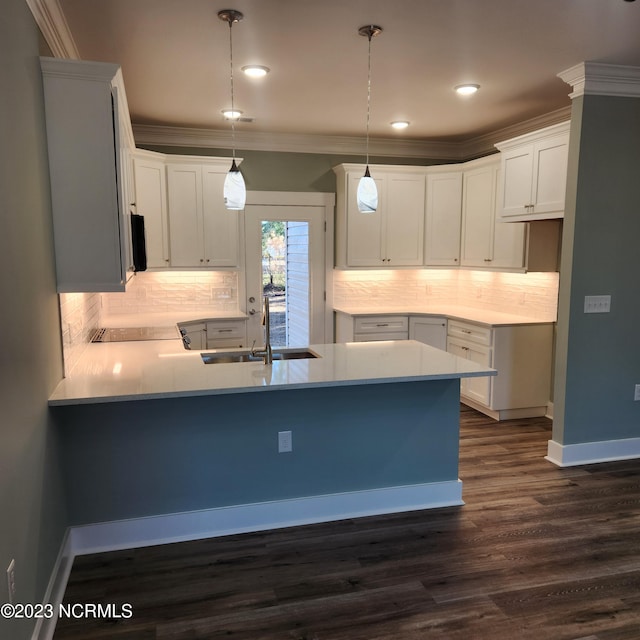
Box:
333;269;559;320
101;271;240;315
59;291;101;375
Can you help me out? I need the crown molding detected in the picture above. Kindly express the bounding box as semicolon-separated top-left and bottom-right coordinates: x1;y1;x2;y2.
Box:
25;0;79;59
132;125;468;161
559;62;640;99
133;105;573;162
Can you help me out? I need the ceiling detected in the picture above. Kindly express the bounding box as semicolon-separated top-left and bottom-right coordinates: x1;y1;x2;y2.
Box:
48;0;640;157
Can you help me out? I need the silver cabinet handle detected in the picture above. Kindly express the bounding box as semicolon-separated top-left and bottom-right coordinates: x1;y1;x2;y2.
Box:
249;308;258;315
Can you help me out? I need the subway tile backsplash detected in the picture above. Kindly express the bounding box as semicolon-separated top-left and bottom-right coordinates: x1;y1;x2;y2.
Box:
333;269;559;320
59;291;101;375
101;271;239;315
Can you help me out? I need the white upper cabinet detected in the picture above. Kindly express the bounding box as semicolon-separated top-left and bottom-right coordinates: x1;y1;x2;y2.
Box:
40;57;135;292
334;165;425;267
425;171;462;266
496;121;570;222
166;159;240;268
460;157;526;270
133;151;169;268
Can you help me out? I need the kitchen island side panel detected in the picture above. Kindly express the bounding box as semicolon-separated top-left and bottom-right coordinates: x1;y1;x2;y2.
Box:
52;380;461;526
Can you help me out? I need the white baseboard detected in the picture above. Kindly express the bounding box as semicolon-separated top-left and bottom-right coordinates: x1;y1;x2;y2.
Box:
546;437;640;467
34;480;462;639
31;530;74;640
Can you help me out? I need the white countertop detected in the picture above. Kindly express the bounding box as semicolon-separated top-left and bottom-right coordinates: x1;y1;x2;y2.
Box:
49;339;495;406
334;304;555;327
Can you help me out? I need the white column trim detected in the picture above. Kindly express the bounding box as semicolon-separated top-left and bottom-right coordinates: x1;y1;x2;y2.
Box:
558;62;640;100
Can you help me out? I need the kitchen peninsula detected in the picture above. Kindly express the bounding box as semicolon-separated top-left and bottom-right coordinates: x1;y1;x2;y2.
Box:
49;339;494;552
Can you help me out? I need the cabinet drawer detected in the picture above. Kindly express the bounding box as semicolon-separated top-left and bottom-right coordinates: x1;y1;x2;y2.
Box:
206;337;246;349
354;331;408;342
354;316;409;334
205;320;246;340
447;320;492;346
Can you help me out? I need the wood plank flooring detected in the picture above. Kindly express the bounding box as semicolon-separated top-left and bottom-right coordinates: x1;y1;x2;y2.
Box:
53;406;640;639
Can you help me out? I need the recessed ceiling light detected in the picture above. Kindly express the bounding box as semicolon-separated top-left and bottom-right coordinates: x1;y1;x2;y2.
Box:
222;109;243;119
242;65;270;78
455;84;480;96
391;121;410;130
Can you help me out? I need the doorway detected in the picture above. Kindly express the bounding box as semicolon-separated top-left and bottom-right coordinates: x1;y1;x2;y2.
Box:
244;200;329;349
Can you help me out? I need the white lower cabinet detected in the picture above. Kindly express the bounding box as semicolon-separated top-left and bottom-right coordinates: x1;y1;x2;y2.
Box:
205;319;247;349
178;319;247;350
447;319;553;420
335;313;409;342
408;317;447;350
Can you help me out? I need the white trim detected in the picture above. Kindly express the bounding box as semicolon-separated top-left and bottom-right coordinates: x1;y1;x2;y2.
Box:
30;530;74;640
132;107;572;161
558;62;640;99
546;437;640;467
25;0;79;59
70;482;463;556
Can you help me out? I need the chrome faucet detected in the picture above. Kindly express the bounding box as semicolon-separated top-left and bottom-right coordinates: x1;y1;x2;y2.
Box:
251;296;273;364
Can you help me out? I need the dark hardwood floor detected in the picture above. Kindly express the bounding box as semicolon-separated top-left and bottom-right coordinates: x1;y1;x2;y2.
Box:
53;406;640;639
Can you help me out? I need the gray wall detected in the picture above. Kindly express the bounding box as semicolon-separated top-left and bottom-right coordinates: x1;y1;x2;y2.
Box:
553;94;640;445
0;1;68;638
142;146;443;192
53;381;460;526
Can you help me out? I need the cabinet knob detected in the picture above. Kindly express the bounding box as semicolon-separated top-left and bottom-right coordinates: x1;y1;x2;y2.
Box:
200;259;204;263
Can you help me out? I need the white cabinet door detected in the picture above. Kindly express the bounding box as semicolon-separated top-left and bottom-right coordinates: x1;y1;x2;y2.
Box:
497;122;569;222
425;172;462;266
460;163;497;267
409;317;447;350
338;167;425;267
531;135;569;216
385;173;425;266
202;166;239;267
133;153;169;268
167;164;204;267
167;162;240;268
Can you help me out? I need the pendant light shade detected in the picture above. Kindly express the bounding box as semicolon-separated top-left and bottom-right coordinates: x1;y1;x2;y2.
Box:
357;24;382;214
218;9;246;211
223;159;246;210
356;166;378;213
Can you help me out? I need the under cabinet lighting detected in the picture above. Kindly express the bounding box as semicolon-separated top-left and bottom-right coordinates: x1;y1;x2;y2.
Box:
391;121;410;130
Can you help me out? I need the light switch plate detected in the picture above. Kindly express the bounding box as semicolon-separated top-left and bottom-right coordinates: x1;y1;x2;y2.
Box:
584;295;611;313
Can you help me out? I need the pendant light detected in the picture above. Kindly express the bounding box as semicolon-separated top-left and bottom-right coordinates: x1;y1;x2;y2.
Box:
218;9;246;210
357;24;382;213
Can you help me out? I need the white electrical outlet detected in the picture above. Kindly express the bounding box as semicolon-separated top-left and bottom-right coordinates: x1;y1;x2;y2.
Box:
6;559;15;604
635;384;640;402
278;430;292;453
584;295;611;313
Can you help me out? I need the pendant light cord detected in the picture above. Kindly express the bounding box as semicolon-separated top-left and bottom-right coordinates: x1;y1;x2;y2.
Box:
365;31;372;168
228;20;237;163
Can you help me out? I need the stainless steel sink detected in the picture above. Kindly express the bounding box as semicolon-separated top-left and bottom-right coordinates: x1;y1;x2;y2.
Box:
201;348;319;364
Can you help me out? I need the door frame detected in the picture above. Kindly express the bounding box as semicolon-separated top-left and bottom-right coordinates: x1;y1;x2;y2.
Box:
240;191;336;344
